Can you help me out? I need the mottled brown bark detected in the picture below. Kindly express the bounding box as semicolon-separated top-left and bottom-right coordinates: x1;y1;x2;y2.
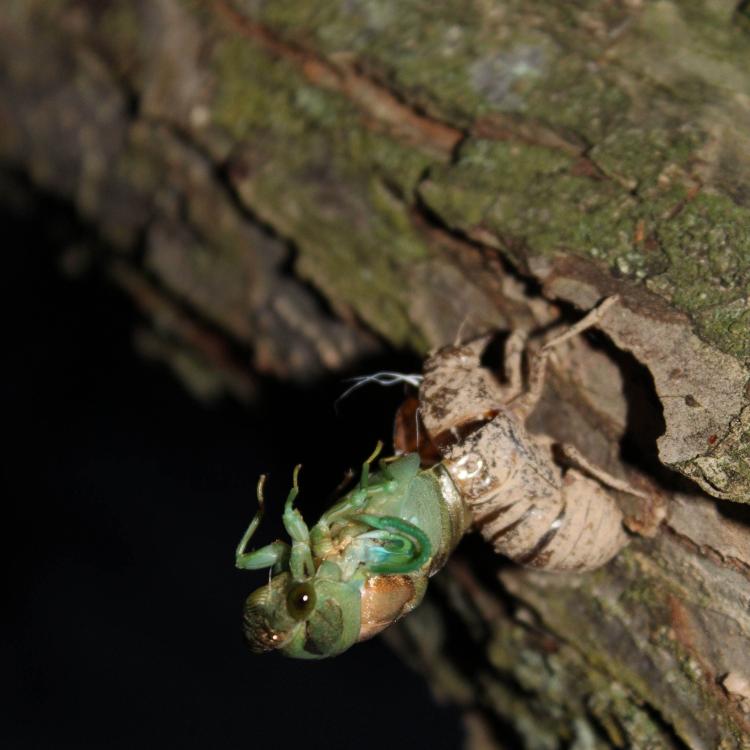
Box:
2;1;749;747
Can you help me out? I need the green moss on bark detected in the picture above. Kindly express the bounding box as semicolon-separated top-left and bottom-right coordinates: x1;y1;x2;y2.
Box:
211;37;437;346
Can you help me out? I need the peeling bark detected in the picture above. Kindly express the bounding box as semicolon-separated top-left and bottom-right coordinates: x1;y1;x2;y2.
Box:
2;1;750;747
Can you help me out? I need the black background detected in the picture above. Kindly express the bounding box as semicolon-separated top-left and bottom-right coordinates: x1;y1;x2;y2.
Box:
2;186;464;749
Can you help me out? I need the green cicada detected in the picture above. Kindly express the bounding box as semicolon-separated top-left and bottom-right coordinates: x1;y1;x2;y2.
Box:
235;442;470;659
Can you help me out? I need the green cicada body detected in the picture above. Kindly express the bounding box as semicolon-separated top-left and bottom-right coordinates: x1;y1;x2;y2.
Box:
236;446;470;659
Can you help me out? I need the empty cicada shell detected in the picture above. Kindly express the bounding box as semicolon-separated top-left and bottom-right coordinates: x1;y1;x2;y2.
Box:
416;296;650;571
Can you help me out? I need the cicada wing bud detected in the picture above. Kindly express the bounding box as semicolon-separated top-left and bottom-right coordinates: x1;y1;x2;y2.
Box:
357;574;417;641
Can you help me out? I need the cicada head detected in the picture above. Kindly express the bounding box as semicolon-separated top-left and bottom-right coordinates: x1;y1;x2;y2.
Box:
242;572;362;659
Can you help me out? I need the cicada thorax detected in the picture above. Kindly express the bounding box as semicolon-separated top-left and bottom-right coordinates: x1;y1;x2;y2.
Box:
418;337;503;448
417;308;633;573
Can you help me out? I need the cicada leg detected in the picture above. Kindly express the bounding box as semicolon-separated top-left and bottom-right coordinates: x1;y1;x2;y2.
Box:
503;329;527;400
358;440;384;491
557;441;650;500
235;541;291;571
235;475;291;572
511;296;618;420
282;465;316;581
319;441;392;527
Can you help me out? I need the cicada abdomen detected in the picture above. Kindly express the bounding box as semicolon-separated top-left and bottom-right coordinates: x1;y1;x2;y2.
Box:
439;416;628;570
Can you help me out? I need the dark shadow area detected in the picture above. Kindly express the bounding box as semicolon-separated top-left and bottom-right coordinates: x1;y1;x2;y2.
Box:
717;498;750;528
595;332;705;496
479;331;511;383
606;344;670;482
0;179;463;749
440;564;527;750
550;299;700;496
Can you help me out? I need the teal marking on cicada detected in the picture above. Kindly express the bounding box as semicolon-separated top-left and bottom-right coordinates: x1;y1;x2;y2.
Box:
235;442;470;659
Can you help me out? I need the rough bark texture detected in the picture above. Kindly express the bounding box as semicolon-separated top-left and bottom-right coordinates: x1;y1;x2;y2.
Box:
2;1;750;747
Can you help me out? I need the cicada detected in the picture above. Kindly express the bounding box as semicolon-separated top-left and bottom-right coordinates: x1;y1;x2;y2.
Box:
237;297;650;658
236;444;470;659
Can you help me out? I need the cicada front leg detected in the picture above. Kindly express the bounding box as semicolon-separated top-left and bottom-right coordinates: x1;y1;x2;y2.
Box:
281;466;316;581
235;475;291;572
511;295;619;420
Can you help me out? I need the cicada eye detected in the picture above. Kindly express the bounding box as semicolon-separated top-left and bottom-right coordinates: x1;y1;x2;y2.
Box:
286;582;316;621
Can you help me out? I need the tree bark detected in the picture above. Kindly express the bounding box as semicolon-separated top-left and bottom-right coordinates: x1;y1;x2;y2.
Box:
2;1;749;747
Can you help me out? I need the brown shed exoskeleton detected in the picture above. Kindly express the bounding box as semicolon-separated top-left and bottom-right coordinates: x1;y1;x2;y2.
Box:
418;296;649;571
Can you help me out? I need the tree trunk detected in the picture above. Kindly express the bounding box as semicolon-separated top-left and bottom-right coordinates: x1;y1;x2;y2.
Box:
2;1;749;747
